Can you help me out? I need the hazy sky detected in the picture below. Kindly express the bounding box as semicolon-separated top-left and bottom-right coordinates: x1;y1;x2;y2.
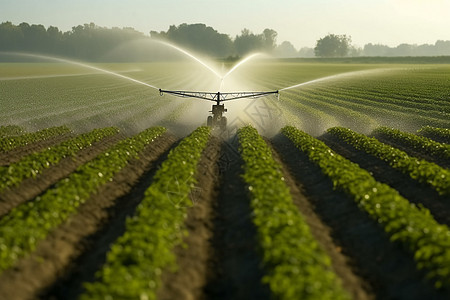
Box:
1;0;449;49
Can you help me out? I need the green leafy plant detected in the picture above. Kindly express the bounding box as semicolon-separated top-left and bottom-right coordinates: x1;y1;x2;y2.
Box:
81;126;211;300
418;126;450;144
374;126;450;161
283;125;450;289
238;125;350;300
328;127;450;196
0;125;71;152
0;125;25;138
0;126;166;273
0;127;119;192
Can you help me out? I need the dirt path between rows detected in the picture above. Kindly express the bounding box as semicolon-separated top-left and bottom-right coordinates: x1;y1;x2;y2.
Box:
0;133;73;166
321;133;450;227
267;137;373;300
0;133;176;300
204;136;270;300
0;134;123;219
157;136;221;300
271;133;447;300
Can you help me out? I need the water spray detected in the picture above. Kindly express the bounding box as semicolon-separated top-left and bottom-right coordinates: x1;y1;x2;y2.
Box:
156;41;222;79
159;89;278;130
0;52;160;90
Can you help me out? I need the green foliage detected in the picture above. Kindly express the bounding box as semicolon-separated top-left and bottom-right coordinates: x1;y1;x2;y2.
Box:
238;125;350;300
0;126;166;273
0;21;145;60
418;126;450;144
283;125;450;289
374;126;450;161
0;127;119;192
0;125;71;152
0;125;25;138
314;34;352;57
81;126;211;300
151;23;234;58
328;127;450;196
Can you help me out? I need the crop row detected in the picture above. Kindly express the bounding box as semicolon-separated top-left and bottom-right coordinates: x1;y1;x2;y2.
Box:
282;125;450;289
0;126;166;272
81;126;211;300
0;125;72;152
418;126;450;144
0;127;119;193
282;90;377;129
237;125;350;300
311;85;450;116
327;127;450;196
296;87;449;129
0;125;25;138
373;126;450;162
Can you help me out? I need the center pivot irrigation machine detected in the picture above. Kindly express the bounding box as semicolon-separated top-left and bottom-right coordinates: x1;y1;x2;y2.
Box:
159;89;279;129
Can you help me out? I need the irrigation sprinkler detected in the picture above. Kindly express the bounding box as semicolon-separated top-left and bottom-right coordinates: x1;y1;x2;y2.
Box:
159;89;279;129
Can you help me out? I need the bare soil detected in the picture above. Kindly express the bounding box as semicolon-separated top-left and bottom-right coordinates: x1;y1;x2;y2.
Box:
0;134;176;300
203;136;270;300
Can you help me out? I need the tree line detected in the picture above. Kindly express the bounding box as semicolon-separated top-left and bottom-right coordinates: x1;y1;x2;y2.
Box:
0;21;449;60
314;34;450;57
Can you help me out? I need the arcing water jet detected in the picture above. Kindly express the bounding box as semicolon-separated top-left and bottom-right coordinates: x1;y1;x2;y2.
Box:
0;52;160;90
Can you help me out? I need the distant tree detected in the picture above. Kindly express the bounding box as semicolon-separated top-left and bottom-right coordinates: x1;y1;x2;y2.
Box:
262;28;277;52
393;43;413;56
234;28;278;56
435;40;450;55
361;41;450;56
234;28;263;56
362;43;390;56
0;21;23;50
150;23;234;58
46;26;63;53
298;47;314;58
348;45;362;57
314;34;351;57
274;41;298;58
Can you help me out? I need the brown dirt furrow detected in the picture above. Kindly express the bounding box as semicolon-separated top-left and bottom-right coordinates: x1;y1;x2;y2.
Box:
0;133;74;166
0;133;176;300
157;136;221;300
321;133;450;227
0;134;123;219
204;136;270;300
267;137;373;300
271;133;448;300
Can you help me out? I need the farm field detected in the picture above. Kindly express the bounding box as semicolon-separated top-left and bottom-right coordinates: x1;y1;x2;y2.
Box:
1;60;450;300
